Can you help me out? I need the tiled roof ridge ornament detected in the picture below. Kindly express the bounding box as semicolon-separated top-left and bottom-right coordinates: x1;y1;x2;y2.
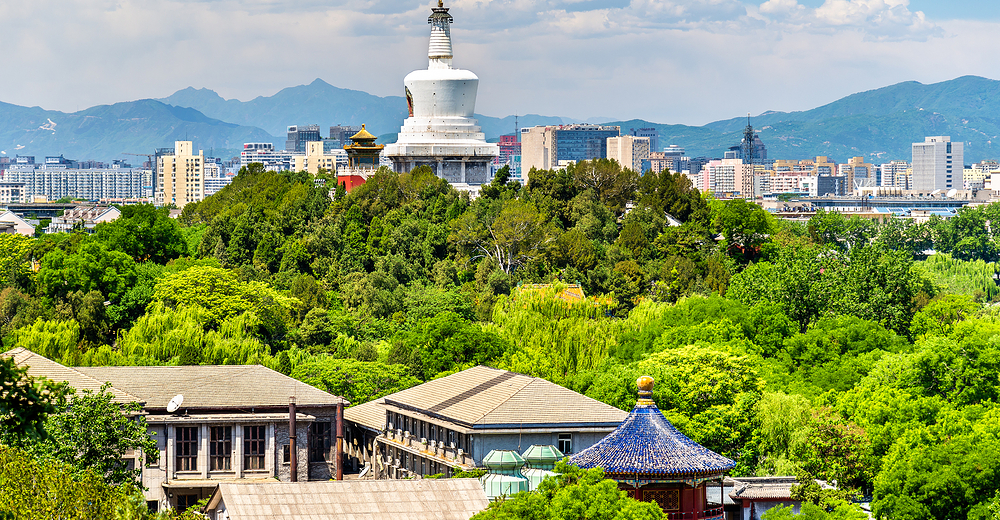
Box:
637;375;655;406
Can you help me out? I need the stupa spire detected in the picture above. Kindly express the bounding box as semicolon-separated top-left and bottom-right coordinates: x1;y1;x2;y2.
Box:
427;1;454;68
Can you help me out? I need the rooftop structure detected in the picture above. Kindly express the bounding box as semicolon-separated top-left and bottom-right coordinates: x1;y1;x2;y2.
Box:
570;376;734;518
479;450;529;500
204;479;490;520
383;2;498;187
343;365;626;480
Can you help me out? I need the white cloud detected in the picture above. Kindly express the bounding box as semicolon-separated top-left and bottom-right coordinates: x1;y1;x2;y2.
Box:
0;0;990;131
755;0;940;41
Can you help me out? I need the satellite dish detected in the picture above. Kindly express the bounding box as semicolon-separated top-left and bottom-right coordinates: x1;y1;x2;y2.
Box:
947;189;958;198
167;394;184;413
931;189;942;195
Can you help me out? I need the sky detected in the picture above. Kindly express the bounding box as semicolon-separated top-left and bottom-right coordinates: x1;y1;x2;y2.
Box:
2;0;1000;126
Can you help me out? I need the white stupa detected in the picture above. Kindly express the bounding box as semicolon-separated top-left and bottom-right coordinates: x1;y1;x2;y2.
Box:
384;1;499;186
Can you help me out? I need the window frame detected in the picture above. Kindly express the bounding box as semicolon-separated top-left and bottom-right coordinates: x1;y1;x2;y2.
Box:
175;426;198;472
244;425;266;471
558;433;573;454
209;426;232;471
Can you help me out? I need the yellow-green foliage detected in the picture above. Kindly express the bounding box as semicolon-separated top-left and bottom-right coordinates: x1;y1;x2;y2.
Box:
918;253;1000;300
107;303;271;366
490;285;626;383
0;445;127;519
13;319;81;363
0;233;33;287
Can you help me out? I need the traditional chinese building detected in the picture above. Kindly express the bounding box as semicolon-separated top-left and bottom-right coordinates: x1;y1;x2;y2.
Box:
570;376;735;519
339;124;384;191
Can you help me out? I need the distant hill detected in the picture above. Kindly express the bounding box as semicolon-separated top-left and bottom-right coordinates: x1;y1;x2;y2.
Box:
7;75;1000;165
158;79;410;138
158;79;570;143
0;99;275;162
693;75;1000;163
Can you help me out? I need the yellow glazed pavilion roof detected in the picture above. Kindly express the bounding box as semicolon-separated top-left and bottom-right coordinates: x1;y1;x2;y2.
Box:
350;124;377;141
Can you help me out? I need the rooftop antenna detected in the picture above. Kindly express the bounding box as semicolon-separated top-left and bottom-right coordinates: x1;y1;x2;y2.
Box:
166;394;184;413
515;113;519;142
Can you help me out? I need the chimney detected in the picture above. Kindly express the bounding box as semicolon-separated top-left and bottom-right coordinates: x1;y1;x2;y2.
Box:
289;396;298;482
336;402;344;480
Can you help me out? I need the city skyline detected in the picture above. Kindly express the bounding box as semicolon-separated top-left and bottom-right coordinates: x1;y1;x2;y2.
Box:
2;0;1000;126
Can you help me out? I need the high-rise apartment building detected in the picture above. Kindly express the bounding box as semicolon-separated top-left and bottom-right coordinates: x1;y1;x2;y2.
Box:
606;135;650;174
879;160;910;189
156;141;204;208
700;158;753;197
286;125;322;153
627;128;659;153
520;124;620;175
912;136;963;191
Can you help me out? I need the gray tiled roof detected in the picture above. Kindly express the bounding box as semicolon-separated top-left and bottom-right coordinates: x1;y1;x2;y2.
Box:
2;347;142;404
346;365;626;430
75;365;347;411
729;477;798;500
207;479;489;520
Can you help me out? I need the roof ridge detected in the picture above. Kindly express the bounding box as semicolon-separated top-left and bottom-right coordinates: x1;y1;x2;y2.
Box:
4;348;145;403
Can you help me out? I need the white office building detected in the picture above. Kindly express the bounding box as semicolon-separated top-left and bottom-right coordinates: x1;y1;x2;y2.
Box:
912;136;963;192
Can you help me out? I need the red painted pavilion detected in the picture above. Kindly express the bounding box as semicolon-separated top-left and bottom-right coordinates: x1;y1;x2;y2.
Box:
570;376;735;520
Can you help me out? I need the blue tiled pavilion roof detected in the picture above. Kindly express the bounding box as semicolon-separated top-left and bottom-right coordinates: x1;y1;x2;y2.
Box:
569;402;735;479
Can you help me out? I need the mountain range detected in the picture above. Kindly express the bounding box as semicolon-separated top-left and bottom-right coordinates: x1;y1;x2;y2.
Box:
3;75;1000;164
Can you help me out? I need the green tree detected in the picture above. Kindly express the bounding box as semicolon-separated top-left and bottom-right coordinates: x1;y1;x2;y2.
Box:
450;199;554;275
472;461;663;520
713;199;772;260
23;384;156;486
0;445;140;520
0;234;33;290
93;204;187;263
566;158;639;216
0;356;68;442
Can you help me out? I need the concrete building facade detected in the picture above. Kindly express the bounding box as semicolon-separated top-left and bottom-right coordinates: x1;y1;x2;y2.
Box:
607;135;650;173
912;136;963;192
156;141;204;208
520;124;620;175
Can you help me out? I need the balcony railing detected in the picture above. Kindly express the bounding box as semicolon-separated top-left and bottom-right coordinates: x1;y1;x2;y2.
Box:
665;506;725;520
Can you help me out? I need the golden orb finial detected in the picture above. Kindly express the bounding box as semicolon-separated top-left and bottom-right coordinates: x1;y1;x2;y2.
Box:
636;376;655;405
438;0;443;7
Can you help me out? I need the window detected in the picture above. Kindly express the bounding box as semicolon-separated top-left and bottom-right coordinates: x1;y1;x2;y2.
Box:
210;426;231;471
177;494;199;510
310;422;332;462
244;426;266;470
558;433;573;454
176;427;198;471
282;444;290;464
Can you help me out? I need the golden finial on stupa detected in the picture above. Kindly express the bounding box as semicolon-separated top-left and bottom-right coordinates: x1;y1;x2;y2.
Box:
637;376;655;405
438;0;443;7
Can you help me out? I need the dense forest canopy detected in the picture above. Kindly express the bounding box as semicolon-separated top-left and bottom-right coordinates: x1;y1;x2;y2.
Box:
4;160;1000;518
